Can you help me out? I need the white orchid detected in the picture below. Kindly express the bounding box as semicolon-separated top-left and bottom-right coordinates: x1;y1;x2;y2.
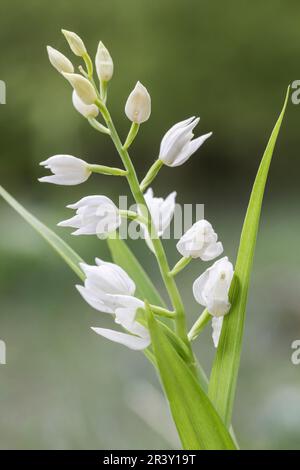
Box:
193;257;234;317
176;219;223;260
39;155;91;185
158;117;212;167
125;81;151;124
58;195;121;236
77;259;150;350
76;258;137;313
140;188;176;251
72;90;99;118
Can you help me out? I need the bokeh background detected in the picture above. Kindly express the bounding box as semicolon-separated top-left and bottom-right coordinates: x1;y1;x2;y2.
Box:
0;0;300;450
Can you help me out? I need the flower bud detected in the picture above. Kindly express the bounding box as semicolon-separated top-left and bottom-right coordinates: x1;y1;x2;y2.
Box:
125;81;151;124
63;73;97;105
61;29;87;57
39;155;91;185
72;90;99;118
47;46;74;74
95;41;114;82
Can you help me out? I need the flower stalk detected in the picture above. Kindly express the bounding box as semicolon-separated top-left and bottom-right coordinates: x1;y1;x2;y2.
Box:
188;308;211;341
170;256;192;277
88;164;128;177
140;159;163;192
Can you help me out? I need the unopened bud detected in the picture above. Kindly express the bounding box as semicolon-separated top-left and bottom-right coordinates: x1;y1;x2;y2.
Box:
47;46;74;74
95;41;114;82
72;90;99;118
61;29;87;57
63;73;97;105
125;81;151;124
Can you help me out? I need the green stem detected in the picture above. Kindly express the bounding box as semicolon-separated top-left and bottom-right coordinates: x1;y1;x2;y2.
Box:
149;304;175;319
88;118;110;135
100;80;108;103
89;164;128;176
140;159;163;192
170;256;192;277
123;122;140;150
188;309;211;341
95;99;192;356
83;53;93;78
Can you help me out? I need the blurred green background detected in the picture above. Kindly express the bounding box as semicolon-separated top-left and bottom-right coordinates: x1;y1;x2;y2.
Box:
0;0;300;450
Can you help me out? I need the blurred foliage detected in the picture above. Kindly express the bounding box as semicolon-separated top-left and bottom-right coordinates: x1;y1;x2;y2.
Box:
0;0;300;449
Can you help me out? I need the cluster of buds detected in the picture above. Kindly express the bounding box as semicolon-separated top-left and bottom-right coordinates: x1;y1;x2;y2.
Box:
41;29;234;351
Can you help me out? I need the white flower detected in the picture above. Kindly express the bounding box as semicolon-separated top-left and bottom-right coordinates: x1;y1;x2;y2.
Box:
76;258;150;350
63;73;97;105
39;155;91;185
47;46;74;74
76;258;136;313
176;219;223;260
212;316;223;348
140;188;176;251
92;306;150;351
193;257;234;317
158;117;212;167
72;90;99;118
58;195;121;236
125;81;151;124
61;29;87;57
95;41;114;82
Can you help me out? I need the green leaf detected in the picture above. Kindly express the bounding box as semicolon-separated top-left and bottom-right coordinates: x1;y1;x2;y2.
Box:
208;87;290;427
147;307;236;450
107;235;165;306
0;185;85;280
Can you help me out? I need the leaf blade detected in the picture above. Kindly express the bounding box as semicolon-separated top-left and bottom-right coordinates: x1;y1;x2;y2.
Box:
147;308;236;450
0;185;84;280
208;87;290;426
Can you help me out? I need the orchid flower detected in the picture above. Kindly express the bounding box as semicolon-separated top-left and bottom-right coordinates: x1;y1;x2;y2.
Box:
39;155;91;185
158;117;212;167
58;196;121;236
176;219;223;260
140;188;176;251
193;257;234;317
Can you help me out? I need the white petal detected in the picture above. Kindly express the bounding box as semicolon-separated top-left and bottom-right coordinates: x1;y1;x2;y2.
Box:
159;116;196;155
67;195;114;210
193;270;210;306
171;132;212;167
125;81;151;123
63;73;97;105
57;214;82;228
47;46;74;74
201;241;224;261
72;90;99;118
91;327;150;350
212;316;223;348
76;285;114;314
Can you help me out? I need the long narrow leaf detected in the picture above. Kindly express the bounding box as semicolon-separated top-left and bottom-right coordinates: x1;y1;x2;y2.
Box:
208;87;290;427
147;307;236;450
0;185;84;280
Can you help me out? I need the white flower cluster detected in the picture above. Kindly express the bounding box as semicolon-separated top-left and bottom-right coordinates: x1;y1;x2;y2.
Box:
41;30;234;351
